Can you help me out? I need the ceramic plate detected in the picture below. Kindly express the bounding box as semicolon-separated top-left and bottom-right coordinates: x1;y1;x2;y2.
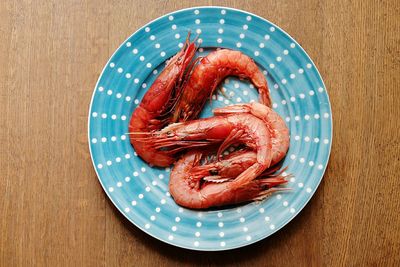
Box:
88;6;332;251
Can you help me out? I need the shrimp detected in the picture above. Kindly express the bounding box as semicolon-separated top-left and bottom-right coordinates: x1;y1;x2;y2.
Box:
128;34;197;167
187;102;289;182
191;149;289;182
158;103;289;208
213;102;290;165
172;49;272;122
134;110;274;187
169;150;288;209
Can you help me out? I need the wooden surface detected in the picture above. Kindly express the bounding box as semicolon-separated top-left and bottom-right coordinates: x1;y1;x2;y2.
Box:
1;0;399;266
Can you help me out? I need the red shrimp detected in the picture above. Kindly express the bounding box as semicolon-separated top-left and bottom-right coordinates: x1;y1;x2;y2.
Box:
213;102;290;164
169;150;288;209
128;35;197;167
182;102;290;182
190;150;289;183
133;110;274;187
172;49;272;122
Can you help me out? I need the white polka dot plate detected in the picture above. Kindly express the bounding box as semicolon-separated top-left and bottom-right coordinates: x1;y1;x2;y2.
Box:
88;6;332;251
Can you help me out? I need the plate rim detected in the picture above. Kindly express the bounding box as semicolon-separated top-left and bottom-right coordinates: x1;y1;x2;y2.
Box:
87;5;333;251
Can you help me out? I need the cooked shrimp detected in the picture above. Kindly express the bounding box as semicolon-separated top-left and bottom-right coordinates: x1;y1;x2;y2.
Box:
160;103;290;208
187;103;289;182
134;110;274;187
213;102;290;165
169;150;288;209
190;150;289;183
172;49;272;122
128;35;197;167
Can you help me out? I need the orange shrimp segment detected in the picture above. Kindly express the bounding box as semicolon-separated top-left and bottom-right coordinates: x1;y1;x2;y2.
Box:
213;103;290;165
169;150;289;209
172;49;272;122
128;34;198;167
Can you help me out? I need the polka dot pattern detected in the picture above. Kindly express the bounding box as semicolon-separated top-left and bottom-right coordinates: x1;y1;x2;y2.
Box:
88;7;332;251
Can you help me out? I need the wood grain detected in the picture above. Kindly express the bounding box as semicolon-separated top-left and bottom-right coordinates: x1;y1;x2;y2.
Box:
1;0;399;266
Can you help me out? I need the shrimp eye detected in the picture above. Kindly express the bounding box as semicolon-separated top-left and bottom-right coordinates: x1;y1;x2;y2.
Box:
209;170;219;175
167;131;173;136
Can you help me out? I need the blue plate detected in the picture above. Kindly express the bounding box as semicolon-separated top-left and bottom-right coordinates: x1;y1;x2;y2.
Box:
88;6;332;251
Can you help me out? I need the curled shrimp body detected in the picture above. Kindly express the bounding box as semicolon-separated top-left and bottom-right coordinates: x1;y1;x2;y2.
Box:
182;103;290;184
128;36;197;167
134;110;274;186
170;150;288;209
172;49;272;122
213;102;290;164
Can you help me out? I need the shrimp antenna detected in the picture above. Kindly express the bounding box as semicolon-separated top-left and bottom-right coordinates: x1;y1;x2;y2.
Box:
125;132;153;135
191;31;200;44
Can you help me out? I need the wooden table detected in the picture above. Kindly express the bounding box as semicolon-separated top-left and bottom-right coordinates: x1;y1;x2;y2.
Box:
1;0;399;266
